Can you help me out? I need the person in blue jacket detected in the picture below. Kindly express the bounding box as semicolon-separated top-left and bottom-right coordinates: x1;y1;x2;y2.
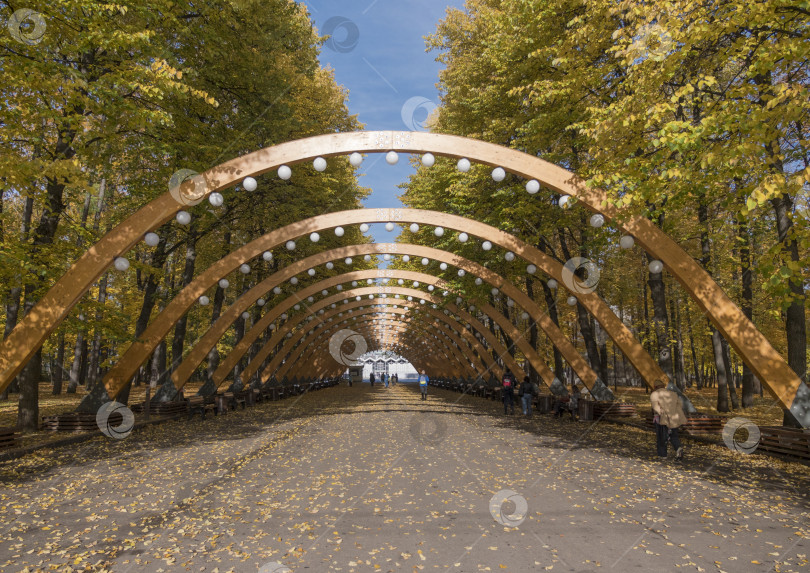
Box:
418;370;429;400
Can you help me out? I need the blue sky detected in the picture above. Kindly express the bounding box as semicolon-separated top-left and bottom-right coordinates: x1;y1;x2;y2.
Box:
300;0;466;249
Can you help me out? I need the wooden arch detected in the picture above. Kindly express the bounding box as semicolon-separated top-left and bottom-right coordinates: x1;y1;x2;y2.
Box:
0;131;803;424
279;310;487;382
257;292;519;384
187;279;505;390
203;288;511;392
167;244;577;392
251;300;498;385
269;303;493;380
298;318;474;378
251;283;553;390
288;301;499;379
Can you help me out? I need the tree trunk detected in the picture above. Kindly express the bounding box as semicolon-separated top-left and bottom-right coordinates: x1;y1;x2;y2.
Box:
170;229;198;372
108;226;171;406
539;272;564;382
85;180;109;393
66;315;85;393
17;347;41;430
697;200;734;412
711;329;730;412
557;229;607;383
52;331;66;395
737;216;754;408
720;335;739;409
755;71;807;427
86;273;108;391
646;253;675;382
0;194;34;400
206;231;231;383
206;281;227;383
673;295;688;389
524;276;541;385
684;300;701;389
498;297;516;358
772;192;806;427
150;340;167;387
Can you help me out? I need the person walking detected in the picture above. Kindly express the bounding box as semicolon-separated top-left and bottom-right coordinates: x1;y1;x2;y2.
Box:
418;370;429;400
501;368;516;415
392;373;397;386
518;375;536;417
384;373;389;388
650;380;686;460
370;372;375;387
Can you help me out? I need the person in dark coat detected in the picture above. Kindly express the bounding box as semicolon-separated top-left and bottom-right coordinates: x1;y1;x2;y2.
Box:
501;368;516;415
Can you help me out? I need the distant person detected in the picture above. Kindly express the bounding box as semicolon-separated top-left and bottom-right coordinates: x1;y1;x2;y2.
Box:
418;370;429;400
392;373;397;386
384;373;389;388
650;380;686;459
370;372;375;387
501;368;516;415
553;394;570;418
518;375;536;417
568;384;580;421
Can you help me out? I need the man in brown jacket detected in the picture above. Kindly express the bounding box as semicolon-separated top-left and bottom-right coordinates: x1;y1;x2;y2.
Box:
650;380;686;460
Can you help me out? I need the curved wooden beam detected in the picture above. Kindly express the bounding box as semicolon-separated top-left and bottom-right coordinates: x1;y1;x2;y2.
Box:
239;293;488;384
285;300;498;380
277;322;465;380
171;245;524;390
275;308;485;380
212;285;500;388
256;286;529;387
0;130;801;423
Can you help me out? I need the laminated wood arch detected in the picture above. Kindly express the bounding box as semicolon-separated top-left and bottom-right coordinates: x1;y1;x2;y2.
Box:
201;284;502;390
285;301;499;380
0;130;802;424
191;269;567;392
274;320;469;380
232;289;507;389
285;324;463;381
283;305;493;378
283;315;482;381
234;295;499;388
255;286;534;389
169;245;548;391
270;308;486;381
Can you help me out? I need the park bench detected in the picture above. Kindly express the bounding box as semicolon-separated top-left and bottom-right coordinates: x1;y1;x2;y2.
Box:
753;426;810;461
535;395;554;414
187;395;217;420
244;389;256;406
42;412;115;432
224;391;247;410
213;394;229;414
594;401;637;419
0;427;20;449
129;401;146;413
643;412;725;435
153;401;189;417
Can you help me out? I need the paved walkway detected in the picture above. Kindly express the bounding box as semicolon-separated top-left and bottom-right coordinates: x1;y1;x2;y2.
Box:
0;384;808;572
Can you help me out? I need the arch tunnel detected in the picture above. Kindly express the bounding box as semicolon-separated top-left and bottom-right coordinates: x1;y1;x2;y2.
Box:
0;131;806;427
